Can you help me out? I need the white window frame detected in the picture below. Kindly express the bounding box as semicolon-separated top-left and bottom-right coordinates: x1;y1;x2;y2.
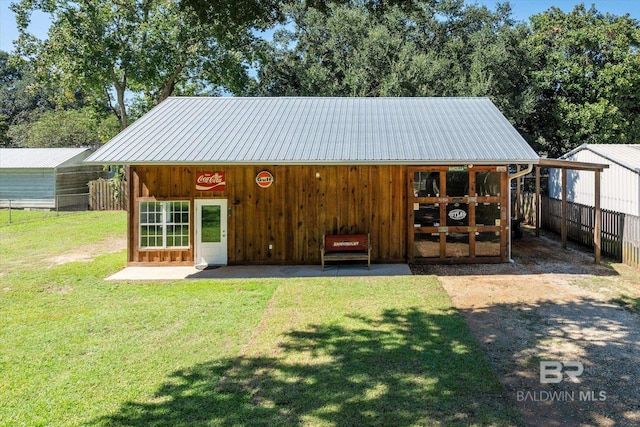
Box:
139;201;190;249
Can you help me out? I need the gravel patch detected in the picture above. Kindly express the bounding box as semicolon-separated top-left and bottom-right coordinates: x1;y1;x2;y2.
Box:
412;230;640;426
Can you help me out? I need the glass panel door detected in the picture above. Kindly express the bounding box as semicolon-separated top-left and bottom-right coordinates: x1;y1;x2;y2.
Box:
412;167;507;261
195;199;227;266
201;205;221;243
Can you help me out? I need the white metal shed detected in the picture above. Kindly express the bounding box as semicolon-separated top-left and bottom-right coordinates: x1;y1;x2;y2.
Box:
549;144;640;216
0;148;107;209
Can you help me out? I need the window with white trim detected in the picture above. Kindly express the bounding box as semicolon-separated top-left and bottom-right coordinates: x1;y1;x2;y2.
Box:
139;201;190;249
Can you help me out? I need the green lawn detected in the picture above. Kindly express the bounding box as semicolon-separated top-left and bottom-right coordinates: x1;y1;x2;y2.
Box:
0;212;520;426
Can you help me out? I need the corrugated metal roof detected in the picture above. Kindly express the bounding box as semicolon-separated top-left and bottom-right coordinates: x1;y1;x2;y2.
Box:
0;148;92;169
562;144;640;173
86;97;539;165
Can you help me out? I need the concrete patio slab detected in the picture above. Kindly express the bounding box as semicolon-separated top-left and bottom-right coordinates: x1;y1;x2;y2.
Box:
106;263;412;281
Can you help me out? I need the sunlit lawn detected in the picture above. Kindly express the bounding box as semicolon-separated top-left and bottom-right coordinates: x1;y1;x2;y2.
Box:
0;212;520;426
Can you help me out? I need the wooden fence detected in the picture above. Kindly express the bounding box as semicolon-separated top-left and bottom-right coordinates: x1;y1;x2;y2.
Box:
89;179;127;211
531;194;639;268
622;214;640;268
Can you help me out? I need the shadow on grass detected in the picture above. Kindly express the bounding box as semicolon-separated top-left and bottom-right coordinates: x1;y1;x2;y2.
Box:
609;294;640;314
95;308;520;426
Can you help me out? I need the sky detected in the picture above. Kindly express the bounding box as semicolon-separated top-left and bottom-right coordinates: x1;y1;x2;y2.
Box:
1;0;639;53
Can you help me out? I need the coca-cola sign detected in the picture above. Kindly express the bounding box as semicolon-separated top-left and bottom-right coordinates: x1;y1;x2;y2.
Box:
196;172;226;191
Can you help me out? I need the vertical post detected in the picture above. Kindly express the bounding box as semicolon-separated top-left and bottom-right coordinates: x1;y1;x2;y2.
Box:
406;168;415;263
515;165;522;219
535;166;541;237
126;165;134;264
8;199;11;224
503;168;510;262
561;168;567;249
594;169;601;264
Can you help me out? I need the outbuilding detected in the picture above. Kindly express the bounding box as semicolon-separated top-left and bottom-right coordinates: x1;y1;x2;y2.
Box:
549;144;640;216
0;147;106;210
87;97;539;266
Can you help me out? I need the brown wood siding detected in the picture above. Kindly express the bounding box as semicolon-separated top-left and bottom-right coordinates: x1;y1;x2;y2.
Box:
129;165;408;265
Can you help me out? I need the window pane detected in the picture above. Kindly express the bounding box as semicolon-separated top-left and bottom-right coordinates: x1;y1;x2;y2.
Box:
446;203;469;226
201;205;221;243
414;204;440;227
476;232;501;257
446;233;469;257
476;203;501;226
414;172;440;197
139;201;189;248
476;172;501;196
414;232;440;258
446;171;468;196
141;225;162;248
168;201;188;224
166;209;189;247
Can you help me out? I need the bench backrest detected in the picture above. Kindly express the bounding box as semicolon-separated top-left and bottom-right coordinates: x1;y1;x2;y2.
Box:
324;234;369;252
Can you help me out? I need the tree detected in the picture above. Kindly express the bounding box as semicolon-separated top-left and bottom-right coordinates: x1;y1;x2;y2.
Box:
8;107;119;148
0;114;10;147
254;1;534;128
0;50;56;146
525;5;640;157
12;0;256;130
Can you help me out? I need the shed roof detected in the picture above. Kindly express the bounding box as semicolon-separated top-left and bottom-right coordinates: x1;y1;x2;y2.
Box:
561;144;640;173
0;148;92;169
87;97;539;165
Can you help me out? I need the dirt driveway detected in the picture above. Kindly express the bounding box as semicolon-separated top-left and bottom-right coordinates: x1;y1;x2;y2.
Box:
413;229;640;427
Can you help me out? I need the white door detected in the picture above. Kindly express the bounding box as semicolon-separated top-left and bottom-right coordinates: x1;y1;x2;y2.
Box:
195;199;227;267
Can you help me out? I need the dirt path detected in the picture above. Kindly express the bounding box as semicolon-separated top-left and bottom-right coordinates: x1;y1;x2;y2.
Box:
413;230;640;426
45;237;126;266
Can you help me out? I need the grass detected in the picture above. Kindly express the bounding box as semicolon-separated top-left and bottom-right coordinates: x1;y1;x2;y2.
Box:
0;211;520;426
0;208;84;225
0;211;125;274
571;261;640;314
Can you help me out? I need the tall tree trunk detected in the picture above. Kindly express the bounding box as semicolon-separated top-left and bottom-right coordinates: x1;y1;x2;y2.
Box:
112;72;128;130
117;86;128;130
157;64;185;104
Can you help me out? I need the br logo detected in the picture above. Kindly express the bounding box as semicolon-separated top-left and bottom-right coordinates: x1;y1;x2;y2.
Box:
540;361;584;383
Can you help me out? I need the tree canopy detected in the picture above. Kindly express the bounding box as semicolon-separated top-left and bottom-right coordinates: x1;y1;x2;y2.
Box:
525;5;640;156
5;1;640;155
254;1;639;156
11;0;257;130
8;107;119;148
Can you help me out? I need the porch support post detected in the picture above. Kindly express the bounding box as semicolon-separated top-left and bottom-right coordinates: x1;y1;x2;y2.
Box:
594;169;601;264
561;168;567;249
535;166;541;237
515;165;522;219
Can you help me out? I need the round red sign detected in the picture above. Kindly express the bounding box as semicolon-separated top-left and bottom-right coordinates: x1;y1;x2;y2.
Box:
255;170;274;188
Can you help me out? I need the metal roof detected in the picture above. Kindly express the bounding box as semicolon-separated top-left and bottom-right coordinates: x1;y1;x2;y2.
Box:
86;97;539;165
562;144;640;173
0;148;93;169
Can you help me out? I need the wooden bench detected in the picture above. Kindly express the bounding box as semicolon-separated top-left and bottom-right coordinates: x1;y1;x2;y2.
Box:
321;233;371;271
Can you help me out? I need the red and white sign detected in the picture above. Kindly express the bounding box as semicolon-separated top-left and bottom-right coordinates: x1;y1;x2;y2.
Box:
196;172;226;191
255;170;274;188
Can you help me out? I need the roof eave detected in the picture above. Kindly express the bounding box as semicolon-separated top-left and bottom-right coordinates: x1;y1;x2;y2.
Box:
84;159;540;166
